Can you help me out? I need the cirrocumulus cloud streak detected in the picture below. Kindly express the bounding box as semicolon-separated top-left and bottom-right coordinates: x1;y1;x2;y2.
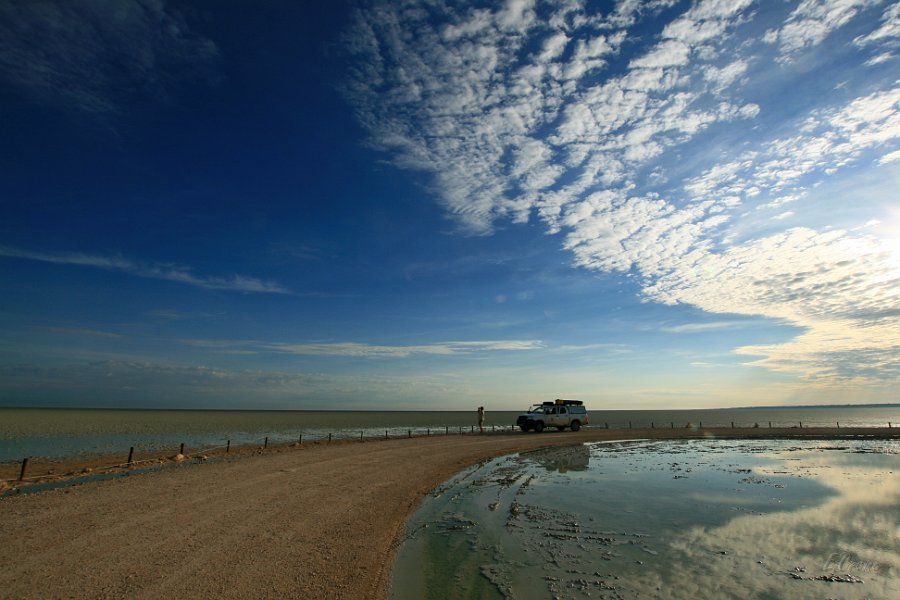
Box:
344;0;900;385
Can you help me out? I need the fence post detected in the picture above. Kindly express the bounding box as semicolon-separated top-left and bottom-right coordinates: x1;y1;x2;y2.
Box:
264;437;268;449
127;447;134;465
18;457;29;481
180;442;185;455
408;429;411;438
427;428;430;436
670;422;674;429
769;421;772;428
385;430;388;439
651;422;654;429
298;435;301;445
605;422;609;429
837;422;840;428
731;421;734;429
799;421;803;429
226;440;231;453
360;431;363;441
699;421;703;428
328;433;332;443
446;426;449;435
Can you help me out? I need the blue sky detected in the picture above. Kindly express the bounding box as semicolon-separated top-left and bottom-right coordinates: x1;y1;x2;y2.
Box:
0;0;897;410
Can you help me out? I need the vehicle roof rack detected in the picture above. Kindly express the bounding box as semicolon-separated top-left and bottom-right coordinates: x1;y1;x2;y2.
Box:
543;399;583;406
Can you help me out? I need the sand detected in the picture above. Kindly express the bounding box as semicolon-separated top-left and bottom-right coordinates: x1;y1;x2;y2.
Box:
1;427;896;599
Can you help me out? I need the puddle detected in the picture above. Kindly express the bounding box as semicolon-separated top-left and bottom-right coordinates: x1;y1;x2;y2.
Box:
391;438;900;600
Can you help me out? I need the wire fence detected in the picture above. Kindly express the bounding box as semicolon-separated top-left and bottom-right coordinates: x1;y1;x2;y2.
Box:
1;420;895;492
0;424;501;488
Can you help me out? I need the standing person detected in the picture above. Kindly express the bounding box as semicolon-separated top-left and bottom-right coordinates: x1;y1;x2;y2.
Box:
477;406;485;433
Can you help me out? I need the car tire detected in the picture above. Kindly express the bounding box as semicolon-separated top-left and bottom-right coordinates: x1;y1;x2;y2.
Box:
534;421;544;433
570;420;581;432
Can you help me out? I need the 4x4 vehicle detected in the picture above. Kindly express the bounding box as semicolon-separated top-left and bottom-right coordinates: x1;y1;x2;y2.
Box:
516;399;588;433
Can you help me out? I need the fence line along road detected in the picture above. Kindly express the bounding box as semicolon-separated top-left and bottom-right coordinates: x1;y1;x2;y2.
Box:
1;421;896;492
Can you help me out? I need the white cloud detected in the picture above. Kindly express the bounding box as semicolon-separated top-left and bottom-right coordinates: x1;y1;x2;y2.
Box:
538;31;570;61
767;0;883;59
879;149;900;164
0;246;289;294
629;40;691;69
346;0;760;235
645;228;900;381
267;340;543;357
702;60;749;91
344;1;900;384
865;51;895;64
497;0;537;31
662;321;749;333
685;87;900;205
854;2;900;46
181;338;544;358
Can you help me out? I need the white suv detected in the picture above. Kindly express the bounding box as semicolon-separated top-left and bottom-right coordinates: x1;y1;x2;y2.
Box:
516;400;588;432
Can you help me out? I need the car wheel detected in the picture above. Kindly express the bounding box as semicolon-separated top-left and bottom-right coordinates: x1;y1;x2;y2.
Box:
534;421;545;433
570;420;581;432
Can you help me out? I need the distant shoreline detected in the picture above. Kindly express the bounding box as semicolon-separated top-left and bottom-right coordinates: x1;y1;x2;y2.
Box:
3;404;898;465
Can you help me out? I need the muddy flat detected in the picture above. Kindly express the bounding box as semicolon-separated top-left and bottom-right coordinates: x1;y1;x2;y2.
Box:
1;427;895;599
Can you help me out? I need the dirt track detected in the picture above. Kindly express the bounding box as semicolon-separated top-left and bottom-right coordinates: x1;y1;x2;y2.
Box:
1;427;896;599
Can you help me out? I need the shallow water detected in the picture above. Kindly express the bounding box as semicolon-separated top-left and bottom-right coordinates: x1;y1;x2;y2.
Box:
391;438;900;600
0;409;521;461
2;406;897;461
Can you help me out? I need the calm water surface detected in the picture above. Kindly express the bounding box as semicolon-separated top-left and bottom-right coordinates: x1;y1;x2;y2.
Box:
0;406;897;462
0;409;515;461
392;438;900;600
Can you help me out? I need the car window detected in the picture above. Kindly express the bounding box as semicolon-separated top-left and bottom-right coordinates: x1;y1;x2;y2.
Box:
559;406;567;414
